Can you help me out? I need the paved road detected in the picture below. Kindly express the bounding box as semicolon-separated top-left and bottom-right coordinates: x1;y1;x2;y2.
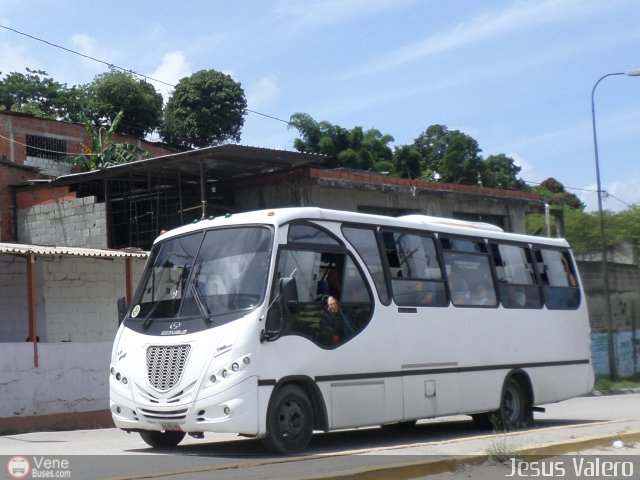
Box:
1;393;639;479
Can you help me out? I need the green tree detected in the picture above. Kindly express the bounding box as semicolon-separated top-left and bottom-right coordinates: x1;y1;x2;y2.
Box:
481;154;528;190
534;178;584;210
85;70;163;138
289;112;394;171
66;111;151;171
411;125;483;184
392;145;424;179
0;68;83;119
161;70;247;149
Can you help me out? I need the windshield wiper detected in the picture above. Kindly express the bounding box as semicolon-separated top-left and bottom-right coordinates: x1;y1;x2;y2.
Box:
190;264;214;323
142;299;163;329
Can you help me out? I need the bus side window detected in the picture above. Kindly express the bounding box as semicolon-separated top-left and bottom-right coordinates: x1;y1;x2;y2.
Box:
534;248;580;310
441;237;496;308
343;226;390;304
269;248;373;348
491;243;542;309
382;230;447;307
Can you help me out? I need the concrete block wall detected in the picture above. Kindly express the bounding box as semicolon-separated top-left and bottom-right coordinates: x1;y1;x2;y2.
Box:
41;256;145;342
17;196;108;249
1;253;146;343
0;254;46;342
0;255;29;342
24;156;73;177
0;342;112;418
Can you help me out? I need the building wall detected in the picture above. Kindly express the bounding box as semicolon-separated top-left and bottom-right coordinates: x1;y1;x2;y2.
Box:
0;342;112;419
0;253;145;343
16;196;107;249
0;160;43;242
0;253;146;424
41;256;145;342
231;172;532;233
24;156;73;177
0;111;173;167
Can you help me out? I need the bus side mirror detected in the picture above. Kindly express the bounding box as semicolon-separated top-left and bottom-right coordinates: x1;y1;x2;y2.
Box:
280;276;299;314
262;276;298;342
117;296;128;325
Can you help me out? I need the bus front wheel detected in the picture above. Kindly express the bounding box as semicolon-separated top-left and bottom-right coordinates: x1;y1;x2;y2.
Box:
263;384;314;454
139;430;186;449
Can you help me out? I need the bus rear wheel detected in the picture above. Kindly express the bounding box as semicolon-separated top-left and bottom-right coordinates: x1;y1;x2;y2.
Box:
496;377;532;430
473;377;532;431
139;430;186;449
262;385;314;454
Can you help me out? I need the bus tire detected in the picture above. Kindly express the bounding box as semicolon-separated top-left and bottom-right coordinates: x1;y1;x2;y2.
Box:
262;384;314;454
496;377;531;430
139;430;186;448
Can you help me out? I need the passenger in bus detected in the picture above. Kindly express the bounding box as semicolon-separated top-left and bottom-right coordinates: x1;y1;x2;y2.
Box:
505;286;527;308
471;282;495;306
320;295;351;346
450;277;471;305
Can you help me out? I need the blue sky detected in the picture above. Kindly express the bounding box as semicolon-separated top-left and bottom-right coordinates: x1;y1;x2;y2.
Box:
1;0;639;212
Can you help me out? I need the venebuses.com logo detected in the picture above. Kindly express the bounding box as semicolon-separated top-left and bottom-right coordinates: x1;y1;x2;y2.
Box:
7;456;30;479
6;455;71;478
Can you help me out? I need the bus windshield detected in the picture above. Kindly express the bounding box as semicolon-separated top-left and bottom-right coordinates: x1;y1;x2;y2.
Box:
130;226;272;322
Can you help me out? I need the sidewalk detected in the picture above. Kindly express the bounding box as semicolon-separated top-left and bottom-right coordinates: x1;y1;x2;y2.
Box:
304;418;640;479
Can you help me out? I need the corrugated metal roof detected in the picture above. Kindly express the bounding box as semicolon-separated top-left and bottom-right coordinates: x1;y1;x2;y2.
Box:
0;242;148;259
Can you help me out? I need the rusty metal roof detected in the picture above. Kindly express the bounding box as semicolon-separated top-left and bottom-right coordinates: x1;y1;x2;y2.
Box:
0;242;148;258
47;144;323;185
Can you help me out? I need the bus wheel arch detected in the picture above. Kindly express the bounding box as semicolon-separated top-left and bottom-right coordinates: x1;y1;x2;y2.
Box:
262;376;328;454
496;370;534;430
472;370;533;431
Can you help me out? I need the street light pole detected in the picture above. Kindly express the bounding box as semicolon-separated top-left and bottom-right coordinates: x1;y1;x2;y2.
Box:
590;69;640;379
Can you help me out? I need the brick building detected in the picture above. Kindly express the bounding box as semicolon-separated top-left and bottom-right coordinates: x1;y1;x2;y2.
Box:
0;110;175;242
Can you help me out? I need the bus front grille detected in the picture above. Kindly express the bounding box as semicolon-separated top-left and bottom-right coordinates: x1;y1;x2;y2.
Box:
138;407;188;421
146;345;191;391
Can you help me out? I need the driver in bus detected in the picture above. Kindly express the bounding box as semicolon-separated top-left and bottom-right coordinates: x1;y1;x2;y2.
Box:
320;296;352;346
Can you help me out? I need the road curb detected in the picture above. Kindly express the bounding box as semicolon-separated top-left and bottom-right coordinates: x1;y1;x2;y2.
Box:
304;429;640;480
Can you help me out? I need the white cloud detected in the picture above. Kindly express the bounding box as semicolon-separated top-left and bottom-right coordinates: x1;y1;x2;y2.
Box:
70;33;119;70
578;178;640;213
247;75;279;110
350;0;609;77
0;41;34;74
273;0;417;30
148;50;192;101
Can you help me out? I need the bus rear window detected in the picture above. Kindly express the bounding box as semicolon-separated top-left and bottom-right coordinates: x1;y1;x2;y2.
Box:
534;248;580;310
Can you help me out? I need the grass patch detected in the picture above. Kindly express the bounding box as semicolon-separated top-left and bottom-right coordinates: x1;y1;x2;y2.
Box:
487;433;522;463
594;374;640;392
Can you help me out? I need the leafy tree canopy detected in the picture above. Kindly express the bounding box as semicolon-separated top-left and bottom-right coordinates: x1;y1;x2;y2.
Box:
481;154;528;190
533;177;584;210
0;68;84;120
84;70;163;138
161;69;247;149
289;112;394;171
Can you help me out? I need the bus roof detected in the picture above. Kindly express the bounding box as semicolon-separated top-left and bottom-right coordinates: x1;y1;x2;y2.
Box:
154;207;571;249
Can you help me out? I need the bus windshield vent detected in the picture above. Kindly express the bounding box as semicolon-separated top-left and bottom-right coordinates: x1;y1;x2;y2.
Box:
146;345;191;391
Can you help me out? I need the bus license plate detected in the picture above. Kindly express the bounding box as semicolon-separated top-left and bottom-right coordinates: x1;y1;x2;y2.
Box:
161;422;183;432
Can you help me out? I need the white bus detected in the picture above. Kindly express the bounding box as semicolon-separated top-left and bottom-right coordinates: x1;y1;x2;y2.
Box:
109;207;593;453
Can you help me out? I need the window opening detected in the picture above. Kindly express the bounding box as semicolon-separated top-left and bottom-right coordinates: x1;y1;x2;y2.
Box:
534;248;580;310
491;243;541;309
441;237;496;307
343;226;389;304
382;230;447;307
